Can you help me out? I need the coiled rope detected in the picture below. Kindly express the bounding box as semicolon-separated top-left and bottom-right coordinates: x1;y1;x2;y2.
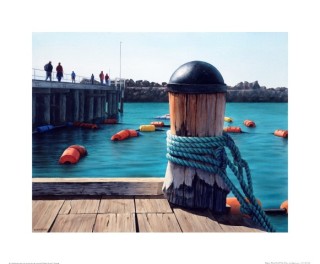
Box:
166;130;275;232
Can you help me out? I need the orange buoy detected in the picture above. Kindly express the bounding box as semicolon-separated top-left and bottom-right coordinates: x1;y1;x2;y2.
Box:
127;129;139;137
151;121;164;127
274;129;288;138
73;121;81;126
226;197;262;215
75;122;98;129
59;147;81;164
69;145;87;157
111;129;131;141
104;118;117;124
280;200;288;214
244;120;256;127
223;126;242;133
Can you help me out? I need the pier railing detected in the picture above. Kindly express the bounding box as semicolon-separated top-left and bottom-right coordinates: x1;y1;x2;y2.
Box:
32;68;126;88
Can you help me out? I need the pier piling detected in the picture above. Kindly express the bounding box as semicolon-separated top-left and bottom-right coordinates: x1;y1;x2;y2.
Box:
163;61;229;213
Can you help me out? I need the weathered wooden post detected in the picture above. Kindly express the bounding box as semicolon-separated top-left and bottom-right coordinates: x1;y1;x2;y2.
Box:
163;61;230;213
32;94;36;127
73;89;80;121
79;90;85;122
59;93;66;124
87;90;94;122
43;94;51;124
94;92;102;120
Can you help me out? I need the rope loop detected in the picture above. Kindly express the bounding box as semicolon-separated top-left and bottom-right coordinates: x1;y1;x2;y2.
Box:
166;130;275;232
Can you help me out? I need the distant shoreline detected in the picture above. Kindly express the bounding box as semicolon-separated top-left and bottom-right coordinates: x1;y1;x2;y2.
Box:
124;80;288;103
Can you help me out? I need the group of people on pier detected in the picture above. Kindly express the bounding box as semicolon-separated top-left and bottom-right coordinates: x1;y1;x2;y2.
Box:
91;71;110;85
44;61;64;82
44;61;110;85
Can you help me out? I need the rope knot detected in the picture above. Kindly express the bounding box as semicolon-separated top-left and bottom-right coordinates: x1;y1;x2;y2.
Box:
165;130;275;232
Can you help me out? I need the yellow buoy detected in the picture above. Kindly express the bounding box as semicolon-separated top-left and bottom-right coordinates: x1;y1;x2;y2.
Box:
224;116;233;123
139;125;156;132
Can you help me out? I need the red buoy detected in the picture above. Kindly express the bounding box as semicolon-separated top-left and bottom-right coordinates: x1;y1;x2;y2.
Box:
223;126;242;133
244;120;256;127
151;121;164;127
74;122;99;129
69;145;87;157
59;147;81;164
104;118;118;124
111;129;139;141
274;129;288;138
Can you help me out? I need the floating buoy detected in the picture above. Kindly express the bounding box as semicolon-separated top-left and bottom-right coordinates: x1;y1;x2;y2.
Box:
223;126;242;133
155;114;170;120
111;129;139;141
280;200;288;214
59;145;88;164
104;118;117;124
139;125;156;132
224;117;233;123
73;122;98;129
226;197;262;215
73;121;81;126
128;129;139;137
68;145;87;157
274;129;288;138
244;120;256;127
36;125;55;133
151;121;164;127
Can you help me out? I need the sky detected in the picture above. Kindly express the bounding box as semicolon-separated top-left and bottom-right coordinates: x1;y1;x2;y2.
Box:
32;32;288;88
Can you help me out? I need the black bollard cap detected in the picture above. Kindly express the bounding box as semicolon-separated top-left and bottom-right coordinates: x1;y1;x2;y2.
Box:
167;61;227;94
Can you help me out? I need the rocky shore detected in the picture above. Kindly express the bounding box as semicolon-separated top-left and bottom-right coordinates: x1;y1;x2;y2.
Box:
123;80;288;102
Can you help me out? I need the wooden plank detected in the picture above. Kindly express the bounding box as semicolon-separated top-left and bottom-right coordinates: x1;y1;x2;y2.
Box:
32;200;64;232
173;208;224;232
99;197;135;213
51;214;96;232
94;214;136;232
135;196;172;213
33;178;164;183
213;214;265;232
137;213;181;232
59;198;100;214
32;178;164;196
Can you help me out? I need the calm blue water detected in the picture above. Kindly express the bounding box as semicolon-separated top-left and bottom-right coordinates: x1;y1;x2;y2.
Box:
32;102;288;232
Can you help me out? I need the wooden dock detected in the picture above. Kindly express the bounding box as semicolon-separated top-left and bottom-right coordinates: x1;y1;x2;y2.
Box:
32;194;265;232
32;80;122;129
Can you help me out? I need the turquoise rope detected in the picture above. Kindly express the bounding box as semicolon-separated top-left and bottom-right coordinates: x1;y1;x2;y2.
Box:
166;131;275;232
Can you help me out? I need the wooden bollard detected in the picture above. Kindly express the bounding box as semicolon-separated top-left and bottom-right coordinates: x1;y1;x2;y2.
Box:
162;61;230;213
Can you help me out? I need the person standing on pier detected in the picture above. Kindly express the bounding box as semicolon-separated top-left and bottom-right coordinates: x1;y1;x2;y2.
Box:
44;61;53;81
99;71;104;84
56;62;64;82
105;73;110;86
71;71;76;83
91;74;95;84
